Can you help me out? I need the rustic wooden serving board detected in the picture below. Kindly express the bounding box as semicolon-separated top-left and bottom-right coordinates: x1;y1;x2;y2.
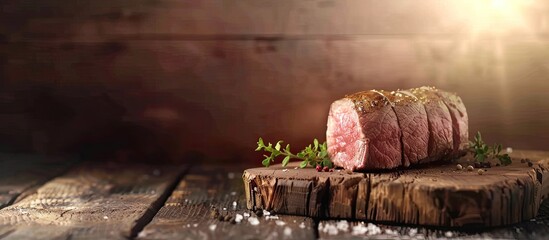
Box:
243;150;549;228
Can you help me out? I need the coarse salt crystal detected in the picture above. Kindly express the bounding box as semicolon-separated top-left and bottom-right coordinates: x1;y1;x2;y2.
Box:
336;220;349;231
263;210;271;216
103;216;109;220
351;223;368;235
265;215;279;220
232;201;237;207
282;169;288;172
230;191;237;196
409;228;418;237
275;220;286;226
299;222;306;229
243;212;250;217
506;147;513;153
445;231;453;237
248;217;260;226
283;226;292;236
209;224;217;231
235;214;243;223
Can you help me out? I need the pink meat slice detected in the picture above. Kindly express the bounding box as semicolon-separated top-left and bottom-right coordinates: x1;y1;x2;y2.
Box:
436;90;469;155
326;91;401;170
382;90;429;166
409;87;453;162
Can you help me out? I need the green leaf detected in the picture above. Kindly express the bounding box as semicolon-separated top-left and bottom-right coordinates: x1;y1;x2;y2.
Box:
322;158;333;168
497;154;512;166
262;157;271;167
285;144;291;153
282;156;291;167
314;139;319;150
299;160;308;168
275;141;282;151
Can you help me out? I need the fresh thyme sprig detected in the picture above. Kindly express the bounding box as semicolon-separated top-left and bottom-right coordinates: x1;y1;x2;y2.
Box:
256;138;333;168
468;131;512;166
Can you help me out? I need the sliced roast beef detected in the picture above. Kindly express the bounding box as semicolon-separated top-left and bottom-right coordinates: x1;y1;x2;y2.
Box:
326;91;401;171
408;87;453;162
327;87;465;170
436;91;469;156
381;90;429;166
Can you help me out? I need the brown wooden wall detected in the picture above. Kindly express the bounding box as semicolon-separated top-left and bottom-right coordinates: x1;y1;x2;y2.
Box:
1;0;549;163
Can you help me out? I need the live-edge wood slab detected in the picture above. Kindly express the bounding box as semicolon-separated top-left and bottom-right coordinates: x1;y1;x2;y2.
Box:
137;165;316;240
0;162;187;240
243;150;549;228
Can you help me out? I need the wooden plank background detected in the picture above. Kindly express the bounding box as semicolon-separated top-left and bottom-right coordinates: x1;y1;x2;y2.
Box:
1;0;549;163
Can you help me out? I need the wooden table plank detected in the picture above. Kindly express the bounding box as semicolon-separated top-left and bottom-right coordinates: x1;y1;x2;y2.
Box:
0;162;187;239
0;153;75;210
318;199;549;239
137;165;316;240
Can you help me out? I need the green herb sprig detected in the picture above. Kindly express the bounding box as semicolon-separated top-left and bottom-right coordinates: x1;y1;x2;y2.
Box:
256;138;333;168
468;131;512;166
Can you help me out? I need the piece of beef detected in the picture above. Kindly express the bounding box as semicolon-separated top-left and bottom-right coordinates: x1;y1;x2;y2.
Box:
436;91;469;156
408;87;453;162
326;90;401;171
381;90;429;166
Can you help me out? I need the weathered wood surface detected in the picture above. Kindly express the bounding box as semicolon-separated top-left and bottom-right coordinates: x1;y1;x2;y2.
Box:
0;153;75;210
137;165;316;240
244;150;549;228
0;162;187;239
319;200;549;239
1;0;547;40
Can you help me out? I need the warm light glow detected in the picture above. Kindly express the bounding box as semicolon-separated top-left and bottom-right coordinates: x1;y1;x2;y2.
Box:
451;0;534;36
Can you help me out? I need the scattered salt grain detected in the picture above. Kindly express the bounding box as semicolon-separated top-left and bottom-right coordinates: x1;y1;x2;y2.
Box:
294;167;299;169
506;147;513;153
228;172;235;179
336;220;349;231
299;222;306;229
283;226;292;236
275;220;286;226
282;169;288;172
209;224;217;231
445;231;453;238
230;191;237;196
248;217;260;226
319;222;339;235
253;187;258;192
265;215;279;220
235;214;243;223
186;224;190;227
384;229;398;235
409;228;418;237
103;216;109;220
351;223;368;235
243;212;250;217
232;201;237;207
263;210;271;216
193;223;198;227
222;207;227;211
366;223;381;235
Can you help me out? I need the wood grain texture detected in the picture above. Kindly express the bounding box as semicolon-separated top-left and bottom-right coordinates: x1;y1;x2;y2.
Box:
1;0;548;40
0;162;187;239
2;39;549;163
318;200;549;239
0;153;74;210
137;165;316;240
244;150;549;228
